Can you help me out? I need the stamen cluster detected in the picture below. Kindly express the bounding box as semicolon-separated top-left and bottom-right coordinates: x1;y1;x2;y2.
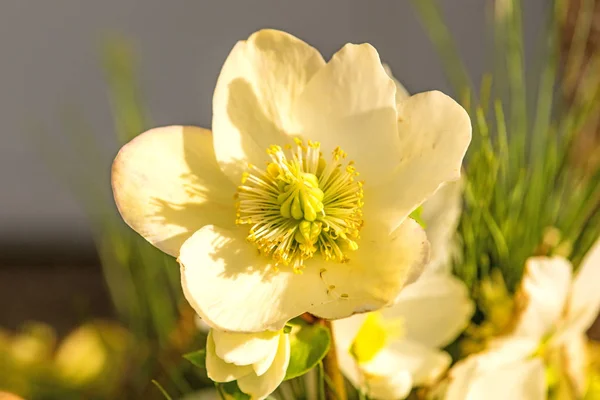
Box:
236;139;364;271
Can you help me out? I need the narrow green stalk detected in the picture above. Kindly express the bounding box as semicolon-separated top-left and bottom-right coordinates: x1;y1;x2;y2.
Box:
320;319;347;400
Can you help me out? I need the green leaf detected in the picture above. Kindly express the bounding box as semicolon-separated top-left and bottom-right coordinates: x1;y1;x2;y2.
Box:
216;381;250;400
284;321;331;380
184;348;206;368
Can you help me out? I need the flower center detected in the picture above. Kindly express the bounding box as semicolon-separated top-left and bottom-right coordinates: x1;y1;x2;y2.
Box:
350;312;404;363
236;139;364;272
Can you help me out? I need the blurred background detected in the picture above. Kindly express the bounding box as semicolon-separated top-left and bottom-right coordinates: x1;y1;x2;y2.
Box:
1;0;598;399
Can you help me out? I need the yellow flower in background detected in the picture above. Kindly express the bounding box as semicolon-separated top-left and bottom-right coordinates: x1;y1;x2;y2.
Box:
444;237;600;400
112;29;471;333
205;328;290;400
54;320;132;391
334;273;474;400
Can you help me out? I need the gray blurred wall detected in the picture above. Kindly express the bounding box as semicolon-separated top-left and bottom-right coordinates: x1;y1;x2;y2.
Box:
0;0;547;256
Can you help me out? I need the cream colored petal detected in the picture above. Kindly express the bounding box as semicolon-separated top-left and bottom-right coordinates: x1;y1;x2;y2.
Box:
567;237;600;333
445;355;546;400
179;225;333;333
367;91;471;233
335;333;364;390
382;273;473;348
420;179;463;274
205;330;253;382
194;316;211;333
332;314;368;351
211;329;280;367
112;125;236;257
387;339;451;386
252;343;279;377
360;350;413;400
382;63;410;103
513;256;573;340
293;43;401;186
561;333;589;397
237;332;290;400
212;29;326;182
308;218;430;320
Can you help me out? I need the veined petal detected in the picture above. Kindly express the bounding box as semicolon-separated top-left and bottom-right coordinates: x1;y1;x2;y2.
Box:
420;179;463;274
212;29;325;183
112;126;235;257
211;329;280;366
205;330;253;382
308;218;430;320
367;91;471;232
293;42;401;186
382;273;473;348
567;237;600;333
237;332;290;400
513;256;572;340
387;339;451;386
179;225;333;332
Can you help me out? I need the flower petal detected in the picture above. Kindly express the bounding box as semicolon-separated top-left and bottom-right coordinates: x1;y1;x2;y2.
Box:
179;225;333;332
420;179;463;274
211;329;280;366
293;43;401;186
513;256;572;339
205;330;253;382
382;63;410;104
367;91;471;232
112;125;235;257
567;237;600;333
561;333;588;397
446;357;546;400
237;332;290;400
308;218;430;320
212;29;326;182
387;339;451;386
252;344;279;377
382;273;473;348
445;339;545;400
332;314;368;351
360;350;413;400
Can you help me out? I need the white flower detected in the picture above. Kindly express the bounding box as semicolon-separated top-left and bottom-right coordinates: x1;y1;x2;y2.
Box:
383;64;464;275
420;180;463;275
334;273;474;399
112;29;471;333
205;328;290;400
444;338;547;400
444;237;600;399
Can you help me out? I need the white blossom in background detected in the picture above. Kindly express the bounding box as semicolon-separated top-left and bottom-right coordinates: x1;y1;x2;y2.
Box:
205;328;290;400
383;63;464;276
111;29;472;334
334;274;474;399
420;180;463;275
444;237;600;400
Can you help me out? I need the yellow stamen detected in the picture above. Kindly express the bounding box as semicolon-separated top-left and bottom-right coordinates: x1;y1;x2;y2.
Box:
236;139;364;270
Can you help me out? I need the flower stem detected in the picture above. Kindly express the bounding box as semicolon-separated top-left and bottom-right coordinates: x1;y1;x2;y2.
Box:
319;319;347;400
